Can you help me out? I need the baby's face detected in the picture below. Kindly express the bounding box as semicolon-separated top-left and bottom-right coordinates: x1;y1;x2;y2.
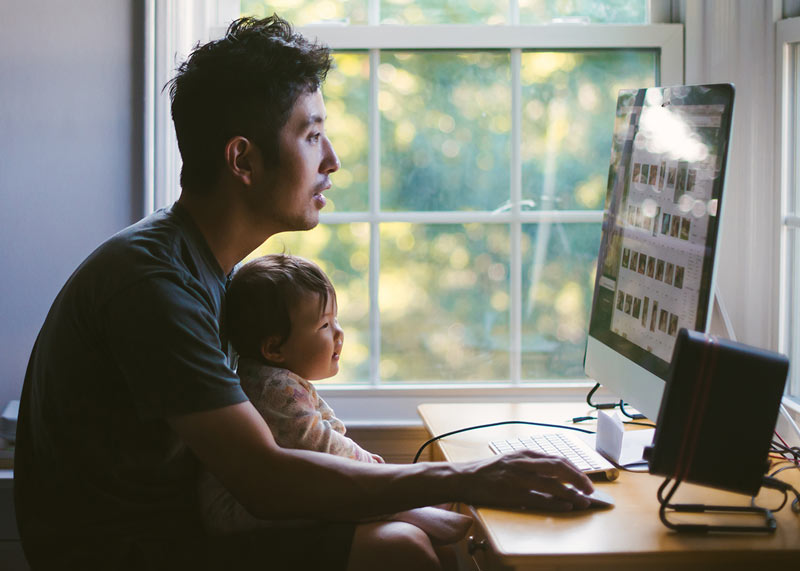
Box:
279;291;343;380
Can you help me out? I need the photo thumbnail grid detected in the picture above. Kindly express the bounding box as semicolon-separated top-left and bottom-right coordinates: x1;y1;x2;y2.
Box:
615;289;680;337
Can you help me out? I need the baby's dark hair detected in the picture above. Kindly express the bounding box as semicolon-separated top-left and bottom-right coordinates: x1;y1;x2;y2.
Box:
166;14;332;193
226;254;335;360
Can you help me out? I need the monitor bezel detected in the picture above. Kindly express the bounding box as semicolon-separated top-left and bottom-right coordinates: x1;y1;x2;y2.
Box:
584;83;735;421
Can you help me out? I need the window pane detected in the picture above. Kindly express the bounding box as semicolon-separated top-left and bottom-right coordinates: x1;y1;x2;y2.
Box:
520;0;647;24
521;50;655;210
381;0;508;25
794;44;800;218
381;51;511;211
791;228;800;396
790;45;800;397
241;0;368;25
521;222;600;379
245;223;371;384
380;223;510;382
325;52;370;212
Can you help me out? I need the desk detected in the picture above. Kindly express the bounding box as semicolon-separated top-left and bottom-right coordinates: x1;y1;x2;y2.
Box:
418;402;800;571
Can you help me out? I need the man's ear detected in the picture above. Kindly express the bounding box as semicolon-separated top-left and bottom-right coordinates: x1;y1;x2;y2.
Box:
260;336;285;363
224;136;258;186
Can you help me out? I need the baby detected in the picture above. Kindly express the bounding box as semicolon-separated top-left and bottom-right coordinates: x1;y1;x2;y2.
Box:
199;254;472;544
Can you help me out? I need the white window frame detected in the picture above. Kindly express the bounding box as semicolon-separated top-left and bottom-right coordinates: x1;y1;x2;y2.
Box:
147;1;683;422
778;16;800;408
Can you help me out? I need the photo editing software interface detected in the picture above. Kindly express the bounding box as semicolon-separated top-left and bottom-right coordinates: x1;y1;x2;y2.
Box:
587;84;734;399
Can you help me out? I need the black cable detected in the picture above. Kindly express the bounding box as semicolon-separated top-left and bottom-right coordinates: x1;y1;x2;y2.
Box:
766;462;800;514
752;476;789;512
412;420;596;464
770;439;800;465
618;400;647;421
585;383;618;410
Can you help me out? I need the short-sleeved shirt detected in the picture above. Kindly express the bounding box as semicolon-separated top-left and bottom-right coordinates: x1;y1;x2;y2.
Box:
14;203;249;567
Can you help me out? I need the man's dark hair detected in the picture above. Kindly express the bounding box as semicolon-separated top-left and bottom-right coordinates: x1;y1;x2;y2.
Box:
226;254;335;360
166;15;332;192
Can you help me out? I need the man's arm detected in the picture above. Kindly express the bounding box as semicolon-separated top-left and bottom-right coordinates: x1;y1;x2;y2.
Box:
169;401;595;521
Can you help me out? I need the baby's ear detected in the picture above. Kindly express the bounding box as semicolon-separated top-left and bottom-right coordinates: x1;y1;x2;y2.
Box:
260;336;285;363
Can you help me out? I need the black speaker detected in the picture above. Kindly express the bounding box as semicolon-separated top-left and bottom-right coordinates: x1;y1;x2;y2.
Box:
645;328;789;496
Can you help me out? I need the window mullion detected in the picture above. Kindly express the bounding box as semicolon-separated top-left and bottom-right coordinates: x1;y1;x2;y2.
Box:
369;47;381;387
509;0;519;26
510;47;522;385
368;0;379;25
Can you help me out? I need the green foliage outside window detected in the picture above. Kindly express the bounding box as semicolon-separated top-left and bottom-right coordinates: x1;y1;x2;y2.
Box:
241;1;654;384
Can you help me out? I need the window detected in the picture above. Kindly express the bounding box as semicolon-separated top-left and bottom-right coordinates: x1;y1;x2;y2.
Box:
779;16;800;403
148;1;682;414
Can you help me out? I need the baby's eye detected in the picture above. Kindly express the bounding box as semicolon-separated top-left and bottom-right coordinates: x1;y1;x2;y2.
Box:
319;322;329;329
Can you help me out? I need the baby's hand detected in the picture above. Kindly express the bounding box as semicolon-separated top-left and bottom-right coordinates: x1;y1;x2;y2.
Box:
371;453;385;463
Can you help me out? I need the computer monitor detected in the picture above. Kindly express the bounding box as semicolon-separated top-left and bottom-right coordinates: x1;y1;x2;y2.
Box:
584;84;735;421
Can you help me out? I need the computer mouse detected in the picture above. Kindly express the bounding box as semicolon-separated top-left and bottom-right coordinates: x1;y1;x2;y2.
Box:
566;485;615;509
582;488;615;508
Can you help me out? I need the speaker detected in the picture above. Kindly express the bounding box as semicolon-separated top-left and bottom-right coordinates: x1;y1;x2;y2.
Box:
645;329;789;496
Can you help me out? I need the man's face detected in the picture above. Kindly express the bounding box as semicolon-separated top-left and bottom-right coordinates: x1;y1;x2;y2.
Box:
249;90;340;233
278;292;343;381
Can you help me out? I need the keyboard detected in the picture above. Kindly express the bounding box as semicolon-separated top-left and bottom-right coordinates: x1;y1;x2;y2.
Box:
489;432;620;480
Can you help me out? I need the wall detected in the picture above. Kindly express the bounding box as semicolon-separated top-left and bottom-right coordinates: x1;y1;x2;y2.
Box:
682;0;782;351
0;0;143;410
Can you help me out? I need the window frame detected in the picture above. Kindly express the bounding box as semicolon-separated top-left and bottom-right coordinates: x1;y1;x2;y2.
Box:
778;15;800;407
147;1;683;422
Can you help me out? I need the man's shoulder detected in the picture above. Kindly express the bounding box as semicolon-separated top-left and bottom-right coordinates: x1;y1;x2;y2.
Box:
77;205;222;299
99;206;201;272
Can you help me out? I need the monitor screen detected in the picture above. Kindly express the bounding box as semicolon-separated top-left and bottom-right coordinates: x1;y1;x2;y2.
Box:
584;84;735;420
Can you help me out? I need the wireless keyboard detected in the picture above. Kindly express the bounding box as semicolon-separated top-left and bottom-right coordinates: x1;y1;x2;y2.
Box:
489;432;619;480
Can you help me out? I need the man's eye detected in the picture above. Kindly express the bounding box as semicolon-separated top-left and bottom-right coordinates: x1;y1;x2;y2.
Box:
309;133;321;143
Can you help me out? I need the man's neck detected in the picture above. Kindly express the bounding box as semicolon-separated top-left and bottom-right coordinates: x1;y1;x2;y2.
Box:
176;190;270;275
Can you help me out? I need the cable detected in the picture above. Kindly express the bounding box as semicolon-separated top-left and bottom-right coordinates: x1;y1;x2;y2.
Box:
760;475;800;514
618;400;647;421
751;477;789;512
769;438;800;466
585;383;618;410
412;420;596;464
764;446;800;514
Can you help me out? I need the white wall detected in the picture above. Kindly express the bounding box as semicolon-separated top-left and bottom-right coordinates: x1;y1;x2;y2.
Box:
0;0;143;409
683;0;782;352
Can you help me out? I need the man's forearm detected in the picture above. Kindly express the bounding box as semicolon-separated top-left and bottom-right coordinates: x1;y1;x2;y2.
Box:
245;448;465;521
171;401;594;522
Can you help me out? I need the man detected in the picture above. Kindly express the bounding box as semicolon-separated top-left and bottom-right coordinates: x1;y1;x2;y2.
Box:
14;15;594;571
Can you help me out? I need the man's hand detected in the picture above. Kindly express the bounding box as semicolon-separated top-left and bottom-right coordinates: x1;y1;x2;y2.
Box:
456;450;595;512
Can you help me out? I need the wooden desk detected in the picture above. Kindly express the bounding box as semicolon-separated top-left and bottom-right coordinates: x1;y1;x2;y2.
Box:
418;402;800;571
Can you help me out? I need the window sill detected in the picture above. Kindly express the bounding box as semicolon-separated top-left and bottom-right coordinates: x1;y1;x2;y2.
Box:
318;380;611;425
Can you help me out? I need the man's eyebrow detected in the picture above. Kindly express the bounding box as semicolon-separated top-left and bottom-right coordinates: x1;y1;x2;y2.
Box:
302;114;326;128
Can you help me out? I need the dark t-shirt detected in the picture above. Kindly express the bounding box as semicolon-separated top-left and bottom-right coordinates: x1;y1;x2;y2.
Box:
14;203;248;567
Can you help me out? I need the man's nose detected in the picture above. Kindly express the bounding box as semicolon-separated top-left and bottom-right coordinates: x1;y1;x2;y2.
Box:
321;137;340;174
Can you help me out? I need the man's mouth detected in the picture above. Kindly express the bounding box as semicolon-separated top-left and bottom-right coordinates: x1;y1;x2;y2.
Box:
313;192;327;208
313;182;330;208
